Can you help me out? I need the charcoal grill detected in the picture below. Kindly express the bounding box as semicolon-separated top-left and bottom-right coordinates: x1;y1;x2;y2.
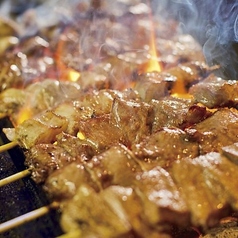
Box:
0;117;63;238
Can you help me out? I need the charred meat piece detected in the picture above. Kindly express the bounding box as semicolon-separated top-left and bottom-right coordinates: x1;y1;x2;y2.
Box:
189;74;238;108
132;127;199;169
60;183;173;237
193;152;238;211
77;114;124;152
150;96;195;132
13;110;69;149
86;143;142;188
186;108;238;154
163;61;214;94
25;132;96;183
134;166;190;227
110;97;152;146
0;79;82;124
102;185;171;238
44;162;99;201
171;158;230;228
60;184;132;237
134;73;168;103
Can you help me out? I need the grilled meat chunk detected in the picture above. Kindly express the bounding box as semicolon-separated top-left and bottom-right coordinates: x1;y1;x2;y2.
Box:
25;133;96;183
134;166;190;227
150;96;195;132
60;184;132;237
189;74;238;108
86;143;142;188
110;97;152;146
44;162;99;201
134;73;168;103
0;79;82;124
186;108;238;154
61;183;173;237
193;152;238;211
171;158;230;227
163;61;214;94
132;127;199;169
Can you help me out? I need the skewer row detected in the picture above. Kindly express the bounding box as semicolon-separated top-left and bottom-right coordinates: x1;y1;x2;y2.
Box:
0;142;61;235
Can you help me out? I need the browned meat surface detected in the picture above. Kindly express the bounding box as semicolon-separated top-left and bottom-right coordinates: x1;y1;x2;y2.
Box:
60;184;132;237
134;166;190;227
44;162;99;201
77;114;124;152
132;127;199;169
171;158;230;228
202;219;238;238
25;132;96;183
150;96;205;132
163;61;213;94
61;183;174;237
193;152;238;211
86;143;142;188
221;143;238;165
186;108;238;154
134;73;168;102
0;79;82;124
110;97;152;146
189;74;238;108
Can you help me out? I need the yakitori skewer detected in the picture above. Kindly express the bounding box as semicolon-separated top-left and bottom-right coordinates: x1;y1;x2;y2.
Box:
0;202;59;234
0;141;18;153
0;168;31;187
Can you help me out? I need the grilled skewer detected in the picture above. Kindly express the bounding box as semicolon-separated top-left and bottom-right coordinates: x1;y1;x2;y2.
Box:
0;168;31;187
0;202;59;234
0;141;18;153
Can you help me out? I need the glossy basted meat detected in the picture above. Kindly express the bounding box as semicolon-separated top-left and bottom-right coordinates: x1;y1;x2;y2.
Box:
186;108;238;154
150;96;195;132
189;74;238;108
86;143;142;188
25;132;96;183
132;127;199;169
171;158;230;227
134;166;190;227
193;152;238;211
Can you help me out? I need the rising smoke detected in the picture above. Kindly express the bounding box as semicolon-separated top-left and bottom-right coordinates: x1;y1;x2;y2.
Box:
152;0;238;80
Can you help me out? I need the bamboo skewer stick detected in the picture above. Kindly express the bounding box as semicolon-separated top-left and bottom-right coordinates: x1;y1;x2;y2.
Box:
0;169;32;187
0;202;59;234
0;141;18;153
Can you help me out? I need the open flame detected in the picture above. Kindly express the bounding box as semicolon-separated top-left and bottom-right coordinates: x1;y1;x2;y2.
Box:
138;1;162;74
16;106;33;125
55;33;81;82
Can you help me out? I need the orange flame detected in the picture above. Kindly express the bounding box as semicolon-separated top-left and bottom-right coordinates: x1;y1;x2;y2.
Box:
16;106;33;125
146;19;161;73
55;33;81;82
138;1;162;74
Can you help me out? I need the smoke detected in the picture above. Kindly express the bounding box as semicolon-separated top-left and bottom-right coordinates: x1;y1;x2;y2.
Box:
152;0;238;80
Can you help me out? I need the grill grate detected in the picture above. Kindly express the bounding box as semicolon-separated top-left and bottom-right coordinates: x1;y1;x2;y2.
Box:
0;118;62;238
